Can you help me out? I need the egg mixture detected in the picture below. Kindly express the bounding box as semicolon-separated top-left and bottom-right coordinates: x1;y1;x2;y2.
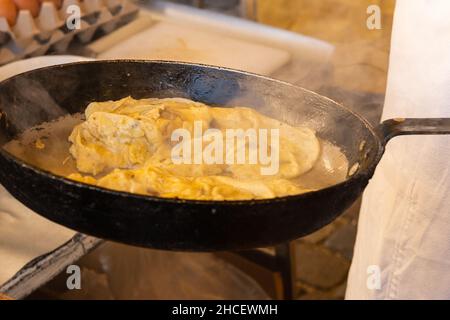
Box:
66;97;321;200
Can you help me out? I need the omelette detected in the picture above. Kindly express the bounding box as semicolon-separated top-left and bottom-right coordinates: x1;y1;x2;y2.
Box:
67;97;320;200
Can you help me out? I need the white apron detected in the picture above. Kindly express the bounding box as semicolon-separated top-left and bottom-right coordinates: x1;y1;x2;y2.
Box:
346;0;450;299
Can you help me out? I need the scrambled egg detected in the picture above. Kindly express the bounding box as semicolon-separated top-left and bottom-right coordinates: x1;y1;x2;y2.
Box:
67;97;320;200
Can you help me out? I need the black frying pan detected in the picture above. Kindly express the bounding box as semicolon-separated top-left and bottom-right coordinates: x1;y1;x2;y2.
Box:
0;60;449;251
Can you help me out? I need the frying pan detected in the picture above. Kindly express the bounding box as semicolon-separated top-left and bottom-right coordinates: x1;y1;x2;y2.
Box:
0;60;449;251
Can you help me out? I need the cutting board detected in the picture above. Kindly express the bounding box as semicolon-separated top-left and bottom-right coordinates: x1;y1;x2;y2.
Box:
98;21;291;75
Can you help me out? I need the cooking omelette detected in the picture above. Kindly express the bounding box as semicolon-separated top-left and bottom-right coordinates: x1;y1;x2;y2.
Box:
66;97;321;200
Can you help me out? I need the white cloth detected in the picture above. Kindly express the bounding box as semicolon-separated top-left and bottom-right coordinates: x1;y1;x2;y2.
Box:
0;185;75;285
346;0;450;299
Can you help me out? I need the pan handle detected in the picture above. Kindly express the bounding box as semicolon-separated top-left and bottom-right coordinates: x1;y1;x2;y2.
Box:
378;118;450;145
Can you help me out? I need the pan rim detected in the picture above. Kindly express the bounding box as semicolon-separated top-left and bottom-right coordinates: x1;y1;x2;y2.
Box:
0;59;385;206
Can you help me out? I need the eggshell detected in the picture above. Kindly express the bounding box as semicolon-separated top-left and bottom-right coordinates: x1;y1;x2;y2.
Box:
0;0;17;26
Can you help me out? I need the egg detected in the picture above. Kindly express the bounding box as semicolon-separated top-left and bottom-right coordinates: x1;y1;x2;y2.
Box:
38;0;61;9
0;0;17;26
67;97;317;200
14;0;40;17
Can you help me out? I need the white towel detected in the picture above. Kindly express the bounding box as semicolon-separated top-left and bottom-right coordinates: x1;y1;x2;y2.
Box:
346;0;450;299
0;185;75;286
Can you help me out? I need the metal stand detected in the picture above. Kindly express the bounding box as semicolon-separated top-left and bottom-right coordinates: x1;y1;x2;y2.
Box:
234;242;296;299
